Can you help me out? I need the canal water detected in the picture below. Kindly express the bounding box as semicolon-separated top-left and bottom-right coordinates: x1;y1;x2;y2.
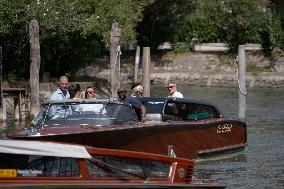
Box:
1;85;283;188
151;85;284;189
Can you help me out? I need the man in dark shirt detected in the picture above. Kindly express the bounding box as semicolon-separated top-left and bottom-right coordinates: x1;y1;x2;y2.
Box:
117;88;147;123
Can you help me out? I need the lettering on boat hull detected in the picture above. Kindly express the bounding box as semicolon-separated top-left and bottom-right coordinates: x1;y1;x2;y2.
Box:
217;124;233;133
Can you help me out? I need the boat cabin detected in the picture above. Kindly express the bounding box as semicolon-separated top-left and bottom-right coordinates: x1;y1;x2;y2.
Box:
138;97;222;122
0;139;190;180
0;140;226;188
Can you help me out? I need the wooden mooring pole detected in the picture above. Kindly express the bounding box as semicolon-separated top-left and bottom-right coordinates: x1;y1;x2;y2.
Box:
110;22;121;97
134;46;140;83
142;47;151;97
29;20;41;117
237;45;247;122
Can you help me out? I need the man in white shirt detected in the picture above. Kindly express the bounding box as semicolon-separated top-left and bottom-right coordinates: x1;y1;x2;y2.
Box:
49;76;71;117
50;76;70;101
167;81;184;98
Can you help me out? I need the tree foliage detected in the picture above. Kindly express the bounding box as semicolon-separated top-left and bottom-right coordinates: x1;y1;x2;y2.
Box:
0;0;150;80
136;0;283;53
0;0;283;80
136;0;196;48
79;0;150;46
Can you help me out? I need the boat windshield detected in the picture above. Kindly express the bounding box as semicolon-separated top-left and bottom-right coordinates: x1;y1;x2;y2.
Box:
32;101;139;126
86;155;170;179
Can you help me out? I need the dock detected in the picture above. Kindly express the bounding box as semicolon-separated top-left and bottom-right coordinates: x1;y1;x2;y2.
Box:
0;87;30;122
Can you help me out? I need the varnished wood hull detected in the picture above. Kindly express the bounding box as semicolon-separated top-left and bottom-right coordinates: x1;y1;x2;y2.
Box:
10;119;246;159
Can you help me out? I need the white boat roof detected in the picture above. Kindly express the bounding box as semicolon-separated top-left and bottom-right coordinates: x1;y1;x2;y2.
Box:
0;140;92;159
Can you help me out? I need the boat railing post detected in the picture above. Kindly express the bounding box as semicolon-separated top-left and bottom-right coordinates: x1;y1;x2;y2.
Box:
237;45;247;123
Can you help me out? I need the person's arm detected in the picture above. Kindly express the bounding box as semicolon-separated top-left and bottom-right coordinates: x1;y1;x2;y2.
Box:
126;97;147;122
140;104;147;123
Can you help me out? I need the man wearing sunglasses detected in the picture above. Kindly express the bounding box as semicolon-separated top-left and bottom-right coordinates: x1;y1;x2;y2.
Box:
167;81;183;98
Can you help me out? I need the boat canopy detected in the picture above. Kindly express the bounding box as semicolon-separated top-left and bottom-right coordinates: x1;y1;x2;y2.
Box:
0;139;92;159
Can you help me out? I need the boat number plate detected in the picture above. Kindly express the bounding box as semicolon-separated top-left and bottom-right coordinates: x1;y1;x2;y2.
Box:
0;169;17;177
217;124;232;133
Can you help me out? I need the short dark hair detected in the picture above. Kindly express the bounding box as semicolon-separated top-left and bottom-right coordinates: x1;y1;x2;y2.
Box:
117;88;127;93
86;86;96;91
75;84;81;90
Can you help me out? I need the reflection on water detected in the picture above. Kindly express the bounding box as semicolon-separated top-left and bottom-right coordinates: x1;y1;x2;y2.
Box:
1;86;284;188
0;115;28;139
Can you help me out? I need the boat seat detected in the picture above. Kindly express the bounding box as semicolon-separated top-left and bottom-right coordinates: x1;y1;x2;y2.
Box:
146;113;162;121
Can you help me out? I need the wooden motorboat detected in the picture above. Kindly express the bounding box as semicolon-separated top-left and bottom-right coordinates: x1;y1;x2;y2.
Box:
0;139;225;189
8;97;247;159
